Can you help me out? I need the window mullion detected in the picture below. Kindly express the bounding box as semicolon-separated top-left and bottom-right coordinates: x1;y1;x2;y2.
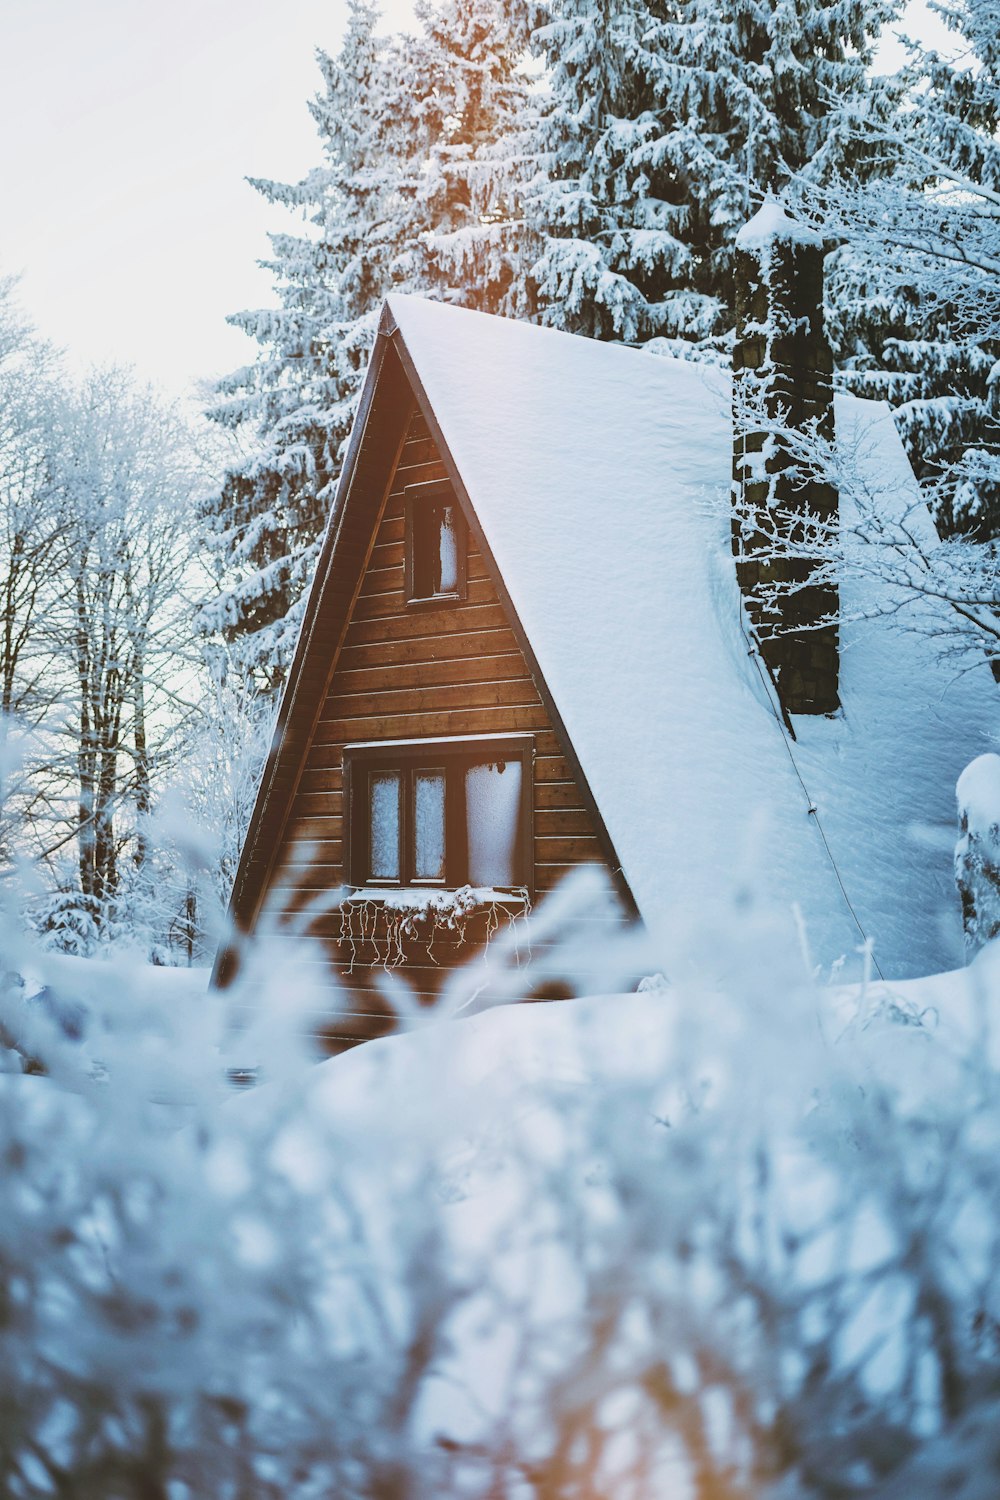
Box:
402;766;414;885
445;762;466;886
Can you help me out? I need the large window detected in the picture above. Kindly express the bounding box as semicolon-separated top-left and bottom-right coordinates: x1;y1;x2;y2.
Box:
344;736;533;892
404;479;467;606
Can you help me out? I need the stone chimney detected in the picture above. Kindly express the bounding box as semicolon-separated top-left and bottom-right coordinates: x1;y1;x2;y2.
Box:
732;199;840;716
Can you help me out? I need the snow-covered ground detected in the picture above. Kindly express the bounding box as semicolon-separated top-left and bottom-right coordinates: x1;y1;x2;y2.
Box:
3;894;999;1495
218;925;1000;1493
26;951;211;1007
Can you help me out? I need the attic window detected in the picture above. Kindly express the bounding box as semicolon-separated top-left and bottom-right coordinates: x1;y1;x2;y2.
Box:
344;736;533;893
405;480;467;605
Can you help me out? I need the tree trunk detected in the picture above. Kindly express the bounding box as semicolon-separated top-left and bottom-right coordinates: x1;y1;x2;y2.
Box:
133;641;150;871
93;664;122;920
75;574;96;900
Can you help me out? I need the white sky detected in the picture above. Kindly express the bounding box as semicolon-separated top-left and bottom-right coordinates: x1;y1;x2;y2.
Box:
1;0;948;404
0;0;414;400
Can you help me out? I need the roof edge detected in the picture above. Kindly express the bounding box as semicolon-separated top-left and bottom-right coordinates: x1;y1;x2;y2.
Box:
212;310;410;985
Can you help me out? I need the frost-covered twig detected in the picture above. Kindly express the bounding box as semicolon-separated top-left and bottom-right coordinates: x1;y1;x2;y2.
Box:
732;384;1000;668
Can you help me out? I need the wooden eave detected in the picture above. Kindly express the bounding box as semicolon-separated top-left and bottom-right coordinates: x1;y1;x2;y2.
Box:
213;303;636;985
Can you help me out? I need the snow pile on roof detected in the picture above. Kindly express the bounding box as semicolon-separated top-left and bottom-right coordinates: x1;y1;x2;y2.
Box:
386;296;999;980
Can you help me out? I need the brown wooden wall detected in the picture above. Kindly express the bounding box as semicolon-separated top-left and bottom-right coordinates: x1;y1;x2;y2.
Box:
254;407;625;1050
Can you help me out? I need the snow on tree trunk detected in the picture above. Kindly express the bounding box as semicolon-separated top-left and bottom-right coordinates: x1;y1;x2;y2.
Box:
732;201;840;715
956;753;1000;955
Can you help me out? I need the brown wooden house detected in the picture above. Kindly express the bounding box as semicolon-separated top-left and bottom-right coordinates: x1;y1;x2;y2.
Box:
217;234;998;1053
215;301;635;1051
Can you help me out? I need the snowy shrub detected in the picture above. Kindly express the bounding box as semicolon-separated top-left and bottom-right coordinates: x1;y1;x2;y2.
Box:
956;753;1000;955
0;883;999;1495
32;888;103;956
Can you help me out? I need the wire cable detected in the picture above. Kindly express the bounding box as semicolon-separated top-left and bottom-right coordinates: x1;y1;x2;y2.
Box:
739;612;887;983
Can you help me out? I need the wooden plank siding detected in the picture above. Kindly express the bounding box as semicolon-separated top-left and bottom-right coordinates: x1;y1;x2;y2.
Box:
257;406;627;1051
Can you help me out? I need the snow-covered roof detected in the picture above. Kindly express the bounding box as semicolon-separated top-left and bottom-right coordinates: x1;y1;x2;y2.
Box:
387;295;998;980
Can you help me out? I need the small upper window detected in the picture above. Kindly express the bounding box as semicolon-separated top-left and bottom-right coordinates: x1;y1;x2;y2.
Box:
405;480;467;605
344;736;532;893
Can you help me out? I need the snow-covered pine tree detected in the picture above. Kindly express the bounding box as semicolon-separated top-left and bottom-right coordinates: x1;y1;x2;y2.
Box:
903;0;1000;537
406;0;538;317
203;0;535;687
201;3;421;689
519;0;683;342
819;0;1000;537
521;0;898;350
827;243;999;537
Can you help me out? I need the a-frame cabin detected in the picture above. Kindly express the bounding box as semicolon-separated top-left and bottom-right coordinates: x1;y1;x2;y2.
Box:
215;302;632;1051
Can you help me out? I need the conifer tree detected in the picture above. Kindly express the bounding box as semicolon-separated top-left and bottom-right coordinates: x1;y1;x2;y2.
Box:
406;0;538;317
201;3;419;688
816;0;1000;535
826;239;999;535
202;0;534;686
522;0;898;349
520;0;683;342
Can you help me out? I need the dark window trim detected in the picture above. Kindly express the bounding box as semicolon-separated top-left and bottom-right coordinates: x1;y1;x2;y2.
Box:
344;734;534;896
404;478;468;608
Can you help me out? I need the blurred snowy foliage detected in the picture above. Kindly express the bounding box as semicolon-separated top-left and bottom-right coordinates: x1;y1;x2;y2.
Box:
1;872;999;1497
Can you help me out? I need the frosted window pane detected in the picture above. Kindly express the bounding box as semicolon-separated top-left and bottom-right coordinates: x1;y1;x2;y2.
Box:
414;772;446;879
466;760;522;887
369;772;400;880
439;505;458;593
412;507;434;599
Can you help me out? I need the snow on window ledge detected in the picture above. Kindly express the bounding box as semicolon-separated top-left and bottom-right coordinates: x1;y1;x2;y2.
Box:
337;885;532;970
341;886;529;910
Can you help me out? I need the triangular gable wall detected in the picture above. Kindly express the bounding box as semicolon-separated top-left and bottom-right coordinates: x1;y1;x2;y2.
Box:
221;327;630;1047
